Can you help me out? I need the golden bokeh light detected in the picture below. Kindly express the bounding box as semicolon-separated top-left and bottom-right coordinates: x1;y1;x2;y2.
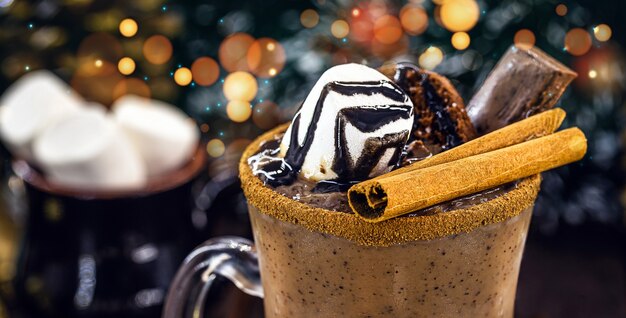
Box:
253;101;280;129
191;57;219;86
227;100;252;123
419;46;444;70
77;33;123;76
593;24;612;42
143;35;173;65
451;32;470;50
112;78;151;100
219;33;255;73
555;4;567;16
247;38;286;78
440;0;480;32
119;18;138;37
117;57;136;75
223;71;258;102
300;9;319;28
374;15;403;44
352;8;360;17
206;139;225;158
400;5;429;36
588;69;597;79
564;28;592;56
514;29;536;50
331;20;350;38
174;67;193;86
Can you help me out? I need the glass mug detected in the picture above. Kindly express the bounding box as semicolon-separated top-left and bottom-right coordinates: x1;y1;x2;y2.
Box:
163;126;542;318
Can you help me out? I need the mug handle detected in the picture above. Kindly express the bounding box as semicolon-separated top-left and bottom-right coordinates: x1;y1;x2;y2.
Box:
162;236;264;318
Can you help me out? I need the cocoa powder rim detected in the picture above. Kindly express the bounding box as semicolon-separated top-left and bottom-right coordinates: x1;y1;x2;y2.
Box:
239;123;541;247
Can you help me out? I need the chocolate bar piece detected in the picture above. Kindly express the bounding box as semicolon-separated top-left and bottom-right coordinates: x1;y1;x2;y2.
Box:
466;46;577;134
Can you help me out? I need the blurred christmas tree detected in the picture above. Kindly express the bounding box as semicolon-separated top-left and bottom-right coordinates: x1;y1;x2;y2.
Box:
0;0;624;232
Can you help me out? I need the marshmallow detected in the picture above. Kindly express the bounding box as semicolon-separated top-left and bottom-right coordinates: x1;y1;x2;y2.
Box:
112;95;199;177
0;71;83;160
33;109;147;190
279;63;414;182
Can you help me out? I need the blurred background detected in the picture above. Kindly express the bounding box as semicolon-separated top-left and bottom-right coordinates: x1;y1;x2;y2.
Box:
0;0;624;317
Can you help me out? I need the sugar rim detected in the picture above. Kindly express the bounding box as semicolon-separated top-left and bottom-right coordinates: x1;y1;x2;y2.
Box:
239;123;541;247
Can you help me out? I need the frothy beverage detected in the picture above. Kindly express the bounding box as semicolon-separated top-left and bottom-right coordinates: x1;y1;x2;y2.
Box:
240;49;583;317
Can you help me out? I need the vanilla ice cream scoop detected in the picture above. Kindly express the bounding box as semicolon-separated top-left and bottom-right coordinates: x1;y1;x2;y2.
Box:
251;63;414;186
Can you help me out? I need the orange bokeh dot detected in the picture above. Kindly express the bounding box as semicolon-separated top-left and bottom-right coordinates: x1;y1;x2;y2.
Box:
555;4;568;16
331;20;350;38
440;0;480;32
451;32;470;50
252;101;280;129
191;57;220;86
400;5;429;36
514;29;535;50
247;38;286;78
350;16;374;43
374;15;403;44
564;28;592;56
113;78;151;100
174;67;193;86
143;35;173;65
300;9;319;28
219;33;255;73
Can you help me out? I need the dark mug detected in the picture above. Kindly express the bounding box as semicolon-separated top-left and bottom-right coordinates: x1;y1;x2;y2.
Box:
9;147;211;317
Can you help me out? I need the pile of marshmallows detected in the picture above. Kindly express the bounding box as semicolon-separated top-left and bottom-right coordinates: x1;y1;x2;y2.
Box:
0;71;199;191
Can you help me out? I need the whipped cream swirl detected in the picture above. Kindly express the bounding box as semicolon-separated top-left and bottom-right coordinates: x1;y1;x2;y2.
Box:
250;63;414;188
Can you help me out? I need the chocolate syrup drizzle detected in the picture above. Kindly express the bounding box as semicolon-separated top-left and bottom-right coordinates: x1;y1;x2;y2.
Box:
249;80;412;188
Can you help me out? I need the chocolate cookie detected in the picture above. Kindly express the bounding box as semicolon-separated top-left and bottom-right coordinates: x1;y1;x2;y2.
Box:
380;62;477;154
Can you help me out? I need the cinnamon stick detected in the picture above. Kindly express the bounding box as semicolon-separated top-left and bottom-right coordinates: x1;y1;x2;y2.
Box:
384;107;566;179
348;128;587;223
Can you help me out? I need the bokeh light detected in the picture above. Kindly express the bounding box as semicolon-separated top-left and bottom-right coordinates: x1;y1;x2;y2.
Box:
226;100;252;123
112;78;151;100
206;139;225;158
174;67;192;86
440;0;480;32
374;15;402;44
119;18;138;37
253;101;281;129
565;28;592;56
117;57;135;75
514;29;536;50
191;57;219;86
588;69;597;79
419;46;444;70
331;20;350;39
300;9;319;28
77;33;123;76
400;5;428;36
593;24;612;42
200;123;209;133
451;32;470;50
555;4;568;16
219;32;255;73
223;71;258;102
143;35;173;65
247;38;286;78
